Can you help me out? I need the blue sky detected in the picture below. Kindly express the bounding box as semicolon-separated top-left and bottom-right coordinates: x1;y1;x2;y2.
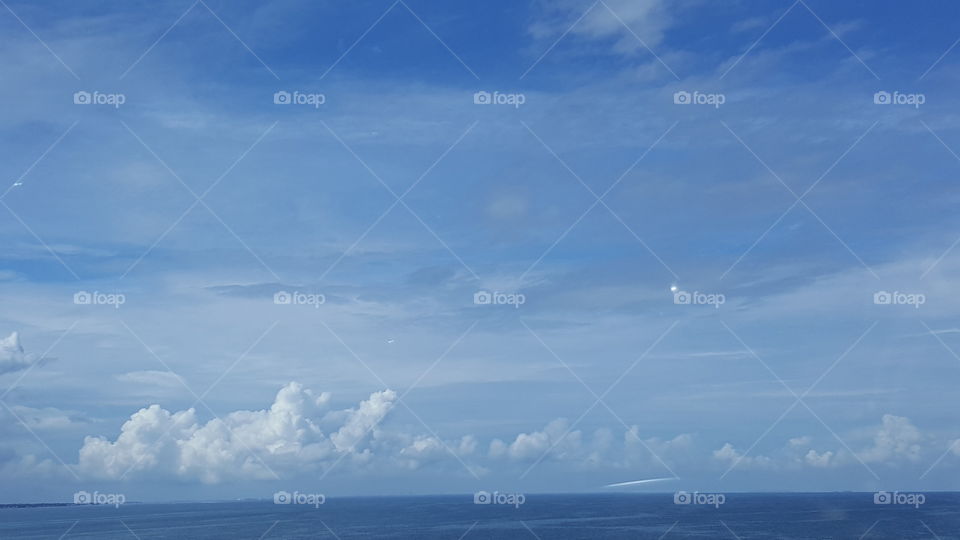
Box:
2;0;960;503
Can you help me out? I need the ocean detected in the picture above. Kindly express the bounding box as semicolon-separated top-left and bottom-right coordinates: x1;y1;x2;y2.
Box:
1;493;957;539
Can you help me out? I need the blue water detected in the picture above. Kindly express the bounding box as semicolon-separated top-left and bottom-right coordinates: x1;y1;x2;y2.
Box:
1;494;958;539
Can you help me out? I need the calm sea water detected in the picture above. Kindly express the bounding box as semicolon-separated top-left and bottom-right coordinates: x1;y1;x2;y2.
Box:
1;493;957;539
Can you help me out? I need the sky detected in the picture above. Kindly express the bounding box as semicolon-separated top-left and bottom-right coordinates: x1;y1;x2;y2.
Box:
1;0;960;503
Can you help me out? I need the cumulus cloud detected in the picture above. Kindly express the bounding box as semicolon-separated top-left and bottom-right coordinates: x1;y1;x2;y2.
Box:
0;332;44;375
78;385;944;484
713;443;775;469
77;383;394;483
489;418;586;461
716;415;933;472
858;414;924;464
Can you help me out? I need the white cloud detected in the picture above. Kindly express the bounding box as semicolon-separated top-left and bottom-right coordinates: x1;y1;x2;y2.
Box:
712;442;775;469
858;414;924;464
530;0;674;55
77;382;395;483
0;332;43;375
804;449;834;468
489;418;584;461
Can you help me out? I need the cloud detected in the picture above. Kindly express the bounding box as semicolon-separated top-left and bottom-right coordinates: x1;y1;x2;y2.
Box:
77;382;398;483
712;442;775;469
0;332;44;376
115;370;184;388
489;418;584;461
858;414;924;464
4;405;87;431
530;0;674;55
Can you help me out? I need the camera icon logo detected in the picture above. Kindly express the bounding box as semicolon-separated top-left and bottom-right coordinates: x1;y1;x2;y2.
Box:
673;91;691;105
274;291;292;305
274;91;291;105
473;291;492;305
73;91;91;105
74;291;92;305
873;291;892;305
873;91;891;105
874;491;891;504
673;291;691;305
474;491;491;504
473;91;491;105
274;491;292;504
674;491;691;504
73;491;91;504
